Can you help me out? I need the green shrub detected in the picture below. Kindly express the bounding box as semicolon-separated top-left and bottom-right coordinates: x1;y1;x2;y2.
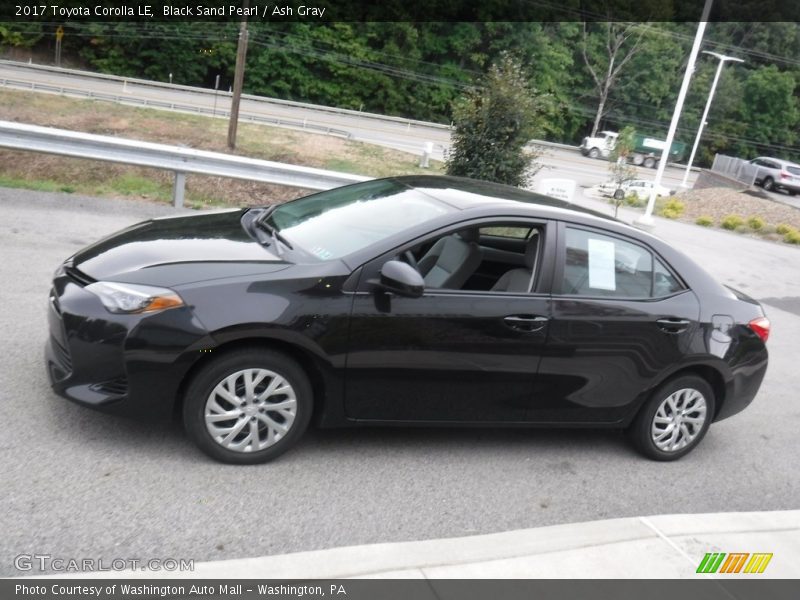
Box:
664;198;685;215
747;216;765;231
695;216;713;227
784;229;800;245
661;208;680;219
721;215;744;230
776;223;794;235
625;193;644;208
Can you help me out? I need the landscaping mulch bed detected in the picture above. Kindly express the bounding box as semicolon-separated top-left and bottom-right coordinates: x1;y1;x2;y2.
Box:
675;187;800;231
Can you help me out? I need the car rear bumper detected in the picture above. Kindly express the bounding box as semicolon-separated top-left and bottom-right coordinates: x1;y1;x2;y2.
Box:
45;273;213;421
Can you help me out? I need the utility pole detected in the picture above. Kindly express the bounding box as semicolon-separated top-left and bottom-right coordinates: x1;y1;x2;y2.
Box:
227;0;249;150
54;26;64;67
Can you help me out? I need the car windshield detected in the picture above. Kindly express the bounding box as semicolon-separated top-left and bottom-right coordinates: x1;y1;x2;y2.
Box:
262;179;454;260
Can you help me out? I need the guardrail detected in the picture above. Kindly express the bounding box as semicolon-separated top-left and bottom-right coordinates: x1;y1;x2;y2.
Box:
0;76;353;139
0;120;370;207
0;60;581;155
0;59;452;132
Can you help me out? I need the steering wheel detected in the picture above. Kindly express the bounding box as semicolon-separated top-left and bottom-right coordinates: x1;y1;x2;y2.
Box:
404;250;419;270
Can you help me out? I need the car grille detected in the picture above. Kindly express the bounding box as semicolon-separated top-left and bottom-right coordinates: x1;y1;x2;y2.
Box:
89;377;129;397
50;336;73;374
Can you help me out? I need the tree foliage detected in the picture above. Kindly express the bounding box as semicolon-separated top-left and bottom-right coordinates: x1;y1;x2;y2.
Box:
2;21;799;164
445;54;544;187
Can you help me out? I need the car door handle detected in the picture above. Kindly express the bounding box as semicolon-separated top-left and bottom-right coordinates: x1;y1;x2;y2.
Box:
503;315;549;332
656;318;691;334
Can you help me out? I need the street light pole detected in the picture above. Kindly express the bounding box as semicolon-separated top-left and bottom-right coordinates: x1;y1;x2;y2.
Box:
680;51;744;187
635;0;713;228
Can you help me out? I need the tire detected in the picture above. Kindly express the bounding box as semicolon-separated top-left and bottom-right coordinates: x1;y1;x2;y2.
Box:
613;189;625;200
643;157;656;169
183;348;313;464
627;375;715;461
632;154;644;166
762;177;775;191
588;147;600;159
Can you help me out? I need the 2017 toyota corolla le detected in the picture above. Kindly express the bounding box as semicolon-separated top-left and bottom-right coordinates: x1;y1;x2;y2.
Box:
46;176;769;464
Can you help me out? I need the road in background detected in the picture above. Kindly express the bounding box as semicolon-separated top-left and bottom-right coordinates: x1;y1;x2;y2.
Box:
0;187;796;577
0;61;698;191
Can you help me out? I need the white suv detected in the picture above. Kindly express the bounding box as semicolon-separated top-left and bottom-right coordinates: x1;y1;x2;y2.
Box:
749;157;800;195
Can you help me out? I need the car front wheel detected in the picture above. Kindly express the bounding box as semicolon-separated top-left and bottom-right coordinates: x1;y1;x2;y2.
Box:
183;348;313;464
628;375;715;461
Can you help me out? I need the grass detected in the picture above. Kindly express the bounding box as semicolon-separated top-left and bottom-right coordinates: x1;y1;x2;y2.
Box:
0;88;443;207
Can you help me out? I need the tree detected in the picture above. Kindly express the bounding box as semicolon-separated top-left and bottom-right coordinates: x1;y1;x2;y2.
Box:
445;54;544;187
580;22;648;137
607;126;637;217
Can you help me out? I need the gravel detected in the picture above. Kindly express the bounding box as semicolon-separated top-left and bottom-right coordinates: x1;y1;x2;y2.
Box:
675;187;800;230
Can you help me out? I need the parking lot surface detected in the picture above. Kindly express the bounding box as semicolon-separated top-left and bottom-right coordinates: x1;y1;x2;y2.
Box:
1;187;798;577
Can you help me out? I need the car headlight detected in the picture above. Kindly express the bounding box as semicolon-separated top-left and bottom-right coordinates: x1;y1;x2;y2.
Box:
85;281;185;314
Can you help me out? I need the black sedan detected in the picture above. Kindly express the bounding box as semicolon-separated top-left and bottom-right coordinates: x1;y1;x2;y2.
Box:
46;176;770;463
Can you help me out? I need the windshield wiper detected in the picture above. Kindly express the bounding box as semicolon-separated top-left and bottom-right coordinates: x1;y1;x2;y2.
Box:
255;214;293;255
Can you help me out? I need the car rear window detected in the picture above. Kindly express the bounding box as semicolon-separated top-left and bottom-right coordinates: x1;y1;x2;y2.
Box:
787;166;800;176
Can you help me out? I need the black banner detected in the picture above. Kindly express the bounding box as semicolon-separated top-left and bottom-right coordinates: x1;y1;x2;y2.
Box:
2;0;800;23
5;580;800;600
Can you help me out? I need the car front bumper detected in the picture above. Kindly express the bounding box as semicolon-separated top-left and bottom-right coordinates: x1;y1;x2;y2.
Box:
45;272;214;421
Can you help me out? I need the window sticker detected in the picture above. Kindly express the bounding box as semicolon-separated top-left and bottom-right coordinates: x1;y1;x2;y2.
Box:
587;238;616;290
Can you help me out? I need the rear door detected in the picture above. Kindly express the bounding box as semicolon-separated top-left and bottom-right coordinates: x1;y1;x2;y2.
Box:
531;223;700;424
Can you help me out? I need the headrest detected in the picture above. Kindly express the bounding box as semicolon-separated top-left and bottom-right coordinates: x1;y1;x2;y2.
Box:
458;228;480;244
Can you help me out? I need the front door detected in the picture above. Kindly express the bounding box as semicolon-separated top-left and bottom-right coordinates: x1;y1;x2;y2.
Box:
344;221;554;423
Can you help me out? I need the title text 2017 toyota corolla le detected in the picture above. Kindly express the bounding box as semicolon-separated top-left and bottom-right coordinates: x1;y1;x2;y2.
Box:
46;176;769;463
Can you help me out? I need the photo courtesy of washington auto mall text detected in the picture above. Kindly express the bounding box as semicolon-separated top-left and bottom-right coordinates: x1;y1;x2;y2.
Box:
14;583;348;598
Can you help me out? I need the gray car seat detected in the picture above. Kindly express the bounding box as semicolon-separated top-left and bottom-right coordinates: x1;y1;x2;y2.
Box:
491;232;539;292
417;229;482;289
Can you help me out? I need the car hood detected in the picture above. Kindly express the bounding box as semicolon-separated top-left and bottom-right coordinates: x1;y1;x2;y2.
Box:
69;209;285;284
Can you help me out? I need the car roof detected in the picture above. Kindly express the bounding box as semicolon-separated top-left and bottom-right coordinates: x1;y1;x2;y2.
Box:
755;156;800;167
389;174;612;219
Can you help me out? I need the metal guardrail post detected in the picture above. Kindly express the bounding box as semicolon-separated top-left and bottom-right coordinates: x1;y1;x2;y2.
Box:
173;171;186;208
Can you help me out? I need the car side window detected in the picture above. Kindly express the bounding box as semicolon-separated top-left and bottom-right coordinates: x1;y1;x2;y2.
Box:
653;257;684;296
562;227;681;299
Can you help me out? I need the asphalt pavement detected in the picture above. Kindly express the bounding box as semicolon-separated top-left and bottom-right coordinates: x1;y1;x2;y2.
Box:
1;186;798;578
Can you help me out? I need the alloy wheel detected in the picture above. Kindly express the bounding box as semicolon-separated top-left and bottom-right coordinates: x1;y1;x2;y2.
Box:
204;368;297;453
650;388;707;453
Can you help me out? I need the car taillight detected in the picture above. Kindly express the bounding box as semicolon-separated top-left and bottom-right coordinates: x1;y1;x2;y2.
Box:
748;317;770;343
780;170;790;180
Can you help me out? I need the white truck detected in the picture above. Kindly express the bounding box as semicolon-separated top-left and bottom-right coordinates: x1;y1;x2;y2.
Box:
580;130;686;168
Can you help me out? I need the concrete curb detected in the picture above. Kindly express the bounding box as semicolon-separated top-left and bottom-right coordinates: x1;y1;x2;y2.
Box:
31;511;799;579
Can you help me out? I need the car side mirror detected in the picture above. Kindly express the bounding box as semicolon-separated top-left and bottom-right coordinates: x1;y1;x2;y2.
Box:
374;260;424;298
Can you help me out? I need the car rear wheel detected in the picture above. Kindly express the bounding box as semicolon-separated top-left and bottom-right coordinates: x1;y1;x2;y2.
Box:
762;176;775;191
628;375;714;461
613;189;625;200
183;349;313;464
643;157;656;169
588;147;600;159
